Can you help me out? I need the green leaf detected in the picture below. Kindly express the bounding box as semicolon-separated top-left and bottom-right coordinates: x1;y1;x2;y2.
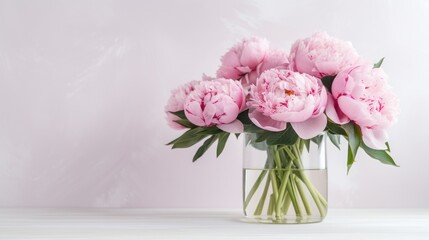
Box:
244;124;264;133
201;126;222;135
311;134;324;147
166;137;179;146
303;139;311;152
193;135;218;162
172;134;208;149
321;75;336;93
184;127;206;135
169;110;187;120
166;127;202;145
347;145;355;174
386;142;391;152
327;121;347;136
216;132;230;157
170;126;224;149
167;127;207;147
244;134;252;146
328;132;341;150
361;143;398;167
255;131;271;142
173;119;196;128
248;136;268;151
342;123;361;157
266;125;298;146
235;133;240;139
237;110;252;125
373;57;385;68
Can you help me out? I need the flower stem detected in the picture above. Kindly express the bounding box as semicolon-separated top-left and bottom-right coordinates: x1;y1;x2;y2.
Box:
292;141;326;217
267;193;275;216
244;135;327;222
294;175;312;215
286;174;302;217
317;191;328;207
269;170;279;214
244;169;267;209
275;161;293;218
282;192;292;214
253;174;271;216
299;173;326;217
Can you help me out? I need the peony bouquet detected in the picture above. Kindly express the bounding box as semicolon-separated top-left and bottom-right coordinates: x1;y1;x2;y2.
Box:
165;32;398;223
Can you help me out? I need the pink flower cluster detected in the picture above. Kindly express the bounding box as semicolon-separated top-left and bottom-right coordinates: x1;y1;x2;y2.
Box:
327;65;398;149
165;32;398;150
184;79;245;133
248;69;327;139
289;32;360;78
216;37;289;89
165;80;198;130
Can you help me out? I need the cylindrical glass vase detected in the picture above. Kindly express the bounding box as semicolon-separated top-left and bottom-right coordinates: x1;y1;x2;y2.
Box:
243;132;328;224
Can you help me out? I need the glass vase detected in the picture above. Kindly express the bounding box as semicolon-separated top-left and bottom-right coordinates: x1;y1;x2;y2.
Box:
243;132;328;224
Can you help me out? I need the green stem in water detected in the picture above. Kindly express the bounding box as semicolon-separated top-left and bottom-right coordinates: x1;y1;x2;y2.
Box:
269;170;279;204
273;146;284;169
294;175;312;215
286;174;302;217
317;191;328;207
244;170;267;210
282;192;292;214
253;174;271;216
293;140;326;217
300;173;326;217
269;173;280;217
269;146;282;218
267;193;275;216
274;151;294;218
291;144;326;217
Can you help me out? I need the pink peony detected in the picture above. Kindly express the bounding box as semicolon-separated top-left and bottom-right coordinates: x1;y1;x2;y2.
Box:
165;80;199;130
289;32;360;78
244;48;289;87
248;69;328;139
216;37;288;88
327;65;399;150
184;79;246;133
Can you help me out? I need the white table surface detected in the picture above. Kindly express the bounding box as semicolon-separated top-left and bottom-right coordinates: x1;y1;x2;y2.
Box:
0;208;428;240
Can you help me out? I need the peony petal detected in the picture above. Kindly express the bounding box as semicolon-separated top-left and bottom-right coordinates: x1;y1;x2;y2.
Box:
249;108;286;132
245;71;259;87
216;65;241;80
331;71;348;99
331;66;359;98
337;96;370;124
326;93;350;124
271;99;314;122
216;49;243;80
228;81;246;110
291;114;327;139
202;102;217;126
217;98;240;124
361;127;389;150
240;39;269;69
236;66;252;73
344;75;359;96
313;85;328;116
314;61;338;77
292;42;316;76
217;120;244;133
259;48;289;73
221;50;241;67
185;101;205;126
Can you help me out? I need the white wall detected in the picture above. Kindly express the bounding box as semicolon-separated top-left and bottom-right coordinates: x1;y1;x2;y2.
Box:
0;0;427;208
